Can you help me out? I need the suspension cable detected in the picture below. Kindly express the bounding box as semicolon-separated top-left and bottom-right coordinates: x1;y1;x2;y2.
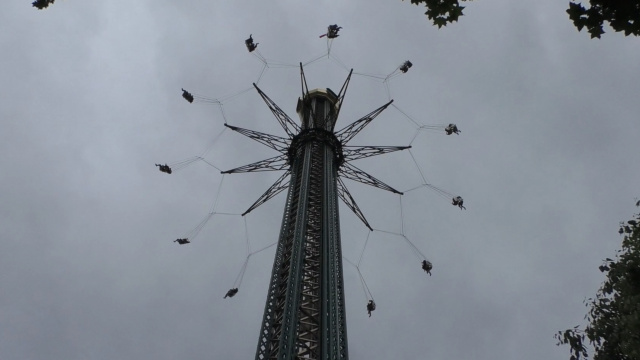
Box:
408;149;428;185
233;257;250;288
244;216;251;255
357;230;371;267
209;175;225;214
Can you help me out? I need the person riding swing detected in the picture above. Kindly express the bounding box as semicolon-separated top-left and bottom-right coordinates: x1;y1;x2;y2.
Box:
245;34;258;52
452;196;466;210
366;300;376;317
422;260;432;275
181;88;194;103
445;124;461;135
320;24;343;39
224;288;239;299
399;60;413;73
156;163;172;174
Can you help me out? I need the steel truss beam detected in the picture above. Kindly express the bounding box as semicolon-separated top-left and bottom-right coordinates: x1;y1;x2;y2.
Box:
333;69;353;120
254;83;301;138
299;64;322;134
300;63;311;103
343;145;411;161
225;124;290;153
337;177;372;230
255;158;303;359
222;155;289;174
339;162;403;195
335;100;393;145
242;171;291;216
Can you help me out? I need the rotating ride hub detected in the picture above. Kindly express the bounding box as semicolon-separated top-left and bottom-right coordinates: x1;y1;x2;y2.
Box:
288;89;345;167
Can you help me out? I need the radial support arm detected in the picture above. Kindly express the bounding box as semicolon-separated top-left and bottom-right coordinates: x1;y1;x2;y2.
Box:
242;170;291;215
300;62;311;101
298;63;321;131
222;154;289;174
343;145;411;161
254;83;301;138
339;162;403;195
335;100;394;145
337;178;372;230
224;124;289;153
334;69;353;119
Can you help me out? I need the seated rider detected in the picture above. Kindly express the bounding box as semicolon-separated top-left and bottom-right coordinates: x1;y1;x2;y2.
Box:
400;60;413;73
452;196;466;210
224;288;239;299
445;123;460;135
245;34;258;52
422;260;432;275
181;88;194;103
155;163;172;174
327;24;342;39
367;300;376;317
174;238;190;245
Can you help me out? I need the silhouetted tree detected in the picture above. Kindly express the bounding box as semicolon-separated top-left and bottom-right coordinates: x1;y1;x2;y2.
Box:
555;200;640;360
403;0;471;28
567;1;640;38
404;0;640;39
32;0;55;10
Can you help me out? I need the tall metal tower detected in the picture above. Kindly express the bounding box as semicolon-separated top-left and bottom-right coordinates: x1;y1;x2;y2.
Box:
222;65;409;360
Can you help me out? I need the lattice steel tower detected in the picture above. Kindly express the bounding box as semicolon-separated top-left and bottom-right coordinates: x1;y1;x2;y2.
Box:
221;65;408;360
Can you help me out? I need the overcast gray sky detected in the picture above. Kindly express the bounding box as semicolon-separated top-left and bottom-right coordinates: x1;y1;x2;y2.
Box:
1;1;639;359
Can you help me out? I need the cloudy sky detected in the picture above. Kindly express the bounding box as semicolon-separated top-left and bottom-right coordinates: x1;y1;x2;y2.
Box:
2;0;639;359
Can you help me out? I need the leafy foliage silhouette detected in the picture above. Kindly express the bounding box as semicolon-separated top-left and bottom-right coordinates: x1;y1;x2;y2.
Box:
555;200;640;360
567;1;640;38
32;0;55;10
404;0;471;28
404;0;640;39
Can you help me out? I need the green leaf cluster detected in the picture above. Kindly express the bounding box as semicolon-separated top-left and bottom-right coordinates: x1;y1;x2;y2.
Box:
555;201;640;360
406;0;471;28
567;1;640;38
